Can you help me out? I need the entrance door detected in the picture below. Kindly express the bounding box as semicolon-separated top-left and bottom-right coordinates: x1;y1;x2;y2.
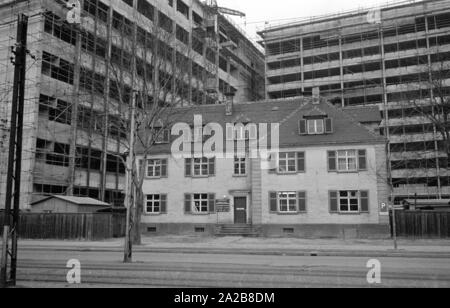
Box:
234;197;247;224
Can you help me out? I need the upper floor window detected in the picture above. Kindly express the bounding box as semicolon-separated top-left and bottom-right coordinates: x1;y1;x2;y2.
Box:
226;124;258;141
337;150;357;171
275;152;305;174
154;129;170;144
147;159;168;178
299;118;333;135
308;119;324;134
328;149;367;172
234;157;247;176
145;194;167;214
185;157;215;177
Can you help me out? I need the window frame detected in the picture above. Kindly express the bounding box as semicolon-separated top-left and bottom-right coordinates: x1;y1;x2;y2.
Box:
336;150;358;172
146;158;167;178
307;119;325;135
192;193;209;214
277;152;305;174
145;194;163;214
278;192;299;213
154;128;170;144
338;190;360;213
234;157;247;176
193;157;210;177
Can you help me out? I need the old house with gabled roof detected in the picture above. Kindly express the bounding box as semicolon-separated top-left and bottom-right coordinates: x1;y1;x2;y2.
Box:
137;96;390;238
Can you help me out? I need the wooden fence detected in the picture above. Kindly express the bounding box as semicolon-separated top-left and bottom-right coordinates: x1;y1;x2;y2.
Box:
390;211;450;238
0;213;126;240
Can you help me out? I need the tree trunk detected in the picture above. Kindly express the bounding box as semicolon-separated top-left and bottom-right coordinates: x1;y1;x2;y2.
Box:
132;191;143;245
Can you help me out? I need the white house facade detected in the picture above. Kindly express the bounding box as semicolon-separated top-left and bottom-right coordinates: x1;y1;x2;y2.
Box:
138;97;390;238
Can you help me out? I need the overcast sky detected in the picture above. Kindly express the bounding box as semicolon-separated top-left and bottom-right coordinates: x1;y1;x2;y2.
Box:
218;0;411;41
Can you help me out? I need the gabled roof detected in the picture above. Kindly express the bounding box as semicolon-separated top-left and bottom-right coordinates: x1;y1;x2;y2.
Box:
139;97;386;155
31;196;111;207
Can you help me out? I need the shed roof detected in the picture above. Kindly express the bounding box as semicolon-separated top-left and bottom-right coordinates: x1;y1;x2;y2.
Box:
31;196;111;207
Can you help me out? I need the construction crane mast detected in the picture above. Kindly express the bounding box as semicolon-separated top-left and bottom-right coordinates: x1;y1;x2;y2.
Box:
202;0;245;103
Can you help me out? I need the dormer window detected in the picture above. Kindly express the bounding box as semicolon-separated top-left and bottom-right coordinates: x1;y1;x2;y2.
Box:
307;119;324;135
299;118;333;135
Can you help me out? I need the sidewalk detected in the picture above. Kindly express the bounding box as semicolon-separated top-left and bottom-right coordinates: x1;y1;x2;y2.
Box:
9;236;450;258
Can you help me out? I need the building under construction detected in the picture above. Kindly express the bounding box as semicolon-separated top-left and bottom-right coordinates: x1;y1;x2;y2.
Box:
0;0;265;209
259;0;450;202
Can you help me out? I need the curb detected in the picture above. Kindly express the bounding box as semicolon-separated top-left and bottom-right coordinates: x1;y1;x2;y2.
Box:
18;245;450;259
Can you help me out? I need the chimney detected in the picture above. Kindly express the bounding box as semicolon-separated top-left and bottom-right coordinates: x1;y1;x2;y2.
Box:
225;91;235;116
312;87;320;105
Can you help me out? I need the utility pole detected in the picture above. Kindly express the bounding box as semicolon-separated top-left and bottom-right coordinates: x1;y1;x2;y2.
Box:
0;14;28;288
123;92;136;263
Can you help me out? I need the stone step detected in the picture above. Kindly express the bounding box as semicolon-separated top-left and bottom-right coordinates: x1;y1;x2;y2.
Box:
215;225;260;237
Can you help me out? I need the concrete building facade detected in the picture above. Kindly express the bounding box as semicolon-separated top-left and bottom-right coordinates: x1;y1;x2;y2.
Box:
0;0;265;210
258;0;450;203
138;98;390;238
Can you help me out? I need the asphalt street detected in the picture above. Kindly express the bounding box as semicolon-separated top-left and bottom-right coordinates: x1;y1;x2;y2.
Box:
13;248;450;288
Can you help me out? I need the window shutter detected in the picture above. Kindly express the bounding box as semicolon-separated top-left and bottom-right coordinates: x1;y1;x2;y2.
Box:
208;158;216;176
184;194;191;213
358;150;367;171
163;129;170;143
160;194;167;213
360;191;369;213
299;119;307;135
269;192;278;213
329;191;338;213
297;191;307;213
325;118;334;134
185;158;192;177
208;194;216;213
297;152;305;172
161;159;168;177
328;151;337;172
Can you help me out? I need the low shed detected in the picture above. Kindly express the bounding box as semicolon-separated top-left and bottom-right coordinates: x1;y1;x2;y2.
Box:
30;196;111;213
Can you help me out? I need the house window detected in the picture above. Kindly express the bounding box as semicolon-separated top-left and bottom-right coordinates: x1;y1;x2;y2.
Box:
145;194;167;214
279;152;297;173
339;191;359;213
337;150;358;172
193;194;209;213
186;157;215;177
147;159;168;178
300;118;333;135
234;157;247;175
278;192;298;213
194;158;209;176
269;191;307;214
154;129;170;144
308;119;324;135
277;152;305;173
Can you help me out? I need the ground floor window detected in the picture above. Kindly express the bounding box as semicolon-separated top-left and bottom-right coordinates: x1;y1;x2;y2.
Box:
184;193;216;214
329;190;369;213
193;194;209;213
278;192;298;213
339;191;359;212
269;191;307;214
145;194;167;214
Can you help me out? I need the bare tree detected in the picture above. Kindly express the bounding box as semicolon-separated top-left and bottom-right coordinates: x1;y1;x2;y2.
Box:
92;13;207;245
